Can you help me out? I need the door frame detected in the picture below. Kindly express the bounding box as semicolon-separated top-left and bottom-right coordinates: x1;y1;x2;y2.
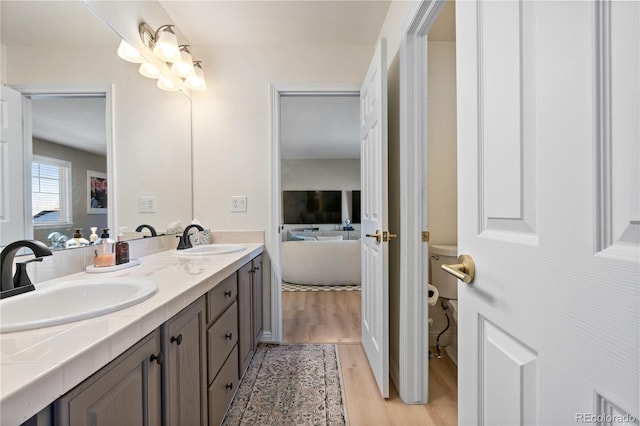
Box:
268;84;361;344
397;0;448;403
10;84;116;236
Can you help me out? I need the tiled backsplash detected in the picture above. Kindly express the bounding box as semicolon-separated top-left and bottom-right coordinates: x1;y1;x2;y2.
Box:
14;231;264;284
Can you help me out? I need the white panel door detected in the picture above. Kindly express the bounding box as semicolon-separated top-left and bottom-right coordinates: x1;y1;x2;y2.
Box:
360;38;390;398
0;86;26;246
456;1;639;424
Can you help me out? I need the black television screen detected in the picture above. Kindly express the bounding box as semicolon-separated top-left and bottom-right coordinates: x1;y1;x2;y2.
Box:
283;191;342;224
351;191;361;224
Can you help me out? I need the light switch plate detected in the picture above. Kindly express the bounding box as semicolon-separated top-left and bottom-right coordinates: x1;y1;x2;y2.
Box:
138;196;157;213
230;196;247;212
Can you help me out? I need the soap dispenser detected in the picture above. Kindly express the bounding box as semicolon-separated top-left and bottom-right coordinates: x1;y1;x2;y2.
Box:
66;228;90;248
94;228;115;267
115;227;130;265
89;227;98;244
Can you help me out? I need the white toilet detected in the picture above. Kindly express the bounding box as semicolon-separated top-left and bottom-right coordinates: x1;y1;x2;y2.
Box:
429;244;459;366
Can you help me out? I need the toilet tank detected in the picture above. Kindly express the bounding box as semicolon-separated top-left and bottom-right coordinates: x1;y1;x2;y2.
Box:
429;244;458;299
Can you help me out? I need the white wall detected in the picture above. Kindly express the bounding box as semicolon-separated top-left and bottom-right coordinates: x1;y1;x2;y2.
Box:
281;159;360;190
191;44;373;231
5;45;192;234
427;41;458;245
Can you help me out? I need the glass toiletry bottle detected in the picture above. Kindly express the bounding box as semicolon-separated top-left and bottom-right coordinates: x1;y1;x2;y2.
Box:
94;228;115;267
66;228;89;248
89;227;98;244
74;228;90;246
115;228;130;265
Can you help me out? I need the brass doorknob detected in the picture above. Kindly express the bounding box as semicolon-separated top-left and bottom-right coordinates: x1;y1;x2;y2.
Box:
383;231;397;242
365;230;382;243
441;254;475;284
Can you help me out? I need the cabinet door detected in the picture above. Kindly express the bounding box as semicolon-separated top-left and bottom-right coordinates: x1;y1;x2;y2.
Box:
237;261;254;376
164;297;206;426
55;330;162;426
252;254;263;349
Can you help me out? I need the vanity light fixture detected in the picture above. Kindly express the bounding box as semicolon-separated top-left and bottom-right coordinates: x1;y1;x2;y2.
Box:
117;40;144;63
117;22;207;92
139;62;161;79
157;76;179;92
151;25;181;63
185;62;207;91
171;46;196;78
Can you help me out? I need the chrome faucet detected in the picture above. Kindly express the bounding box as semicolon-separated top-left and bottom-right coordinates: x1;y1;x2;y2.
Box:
135;224;158;237
1;240;52;299
176;224;204;250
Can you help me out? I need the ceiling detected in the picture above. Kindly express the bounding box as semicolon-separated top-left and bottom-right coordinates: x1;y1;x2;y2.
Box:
280;95;360;160
160;1;391;46
31;97;107;156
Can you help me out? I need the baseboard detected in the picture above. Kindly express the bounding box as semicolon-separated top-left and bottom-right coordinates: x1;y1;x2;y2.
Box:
259;331;278;344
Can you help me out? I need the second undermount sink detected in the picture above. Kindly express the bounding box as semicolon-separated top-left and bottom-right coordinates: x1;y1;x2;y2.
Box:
0;278;158;333
171;244;246;257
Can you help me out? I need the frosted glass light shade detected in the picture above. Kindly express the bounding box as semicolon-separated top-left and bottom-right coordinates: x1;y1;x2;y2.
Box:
153;27;180;62
139;62;161;79
117;40;143;63
171;48;195;78
185;64;207;91
157;77;179;92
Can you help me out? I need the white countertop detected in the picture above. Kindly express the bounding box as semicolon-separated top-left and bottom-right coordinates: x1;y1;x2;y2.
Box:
0;243;264;425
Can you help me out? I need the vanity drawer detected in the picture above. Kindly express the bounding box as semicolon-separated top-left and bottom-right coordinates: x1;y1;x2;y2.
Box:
207;273;237;324
208;345;239;426
207;302;238;383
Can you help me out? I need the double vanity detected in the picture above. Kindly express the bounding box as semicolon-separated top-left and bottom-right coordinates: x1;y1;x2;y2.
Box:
0;241;264;426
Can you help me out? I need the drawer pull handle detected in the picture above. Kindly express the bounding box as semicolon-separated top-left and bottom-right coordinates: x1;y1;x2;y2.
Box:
226;383;233;390
149;352;164;365
224;290;232;297
225;333;233;340
170;334;183;345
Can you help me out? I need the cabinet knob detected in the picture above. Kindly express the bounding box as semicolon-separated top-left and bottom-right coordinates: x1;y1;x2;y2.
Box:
224;290;232;297
225;333;233;340
149;352;164;365
170;334;183;345
225;383;233;390
254;266;260;271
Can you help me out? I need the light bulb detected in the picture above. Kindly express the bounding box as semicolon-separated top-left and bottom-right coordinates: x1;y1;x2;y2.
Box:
157;77;179;92
139;62;161;79
153;26;180;63
171;47;195;78
186;63;207;91
117;40;143;63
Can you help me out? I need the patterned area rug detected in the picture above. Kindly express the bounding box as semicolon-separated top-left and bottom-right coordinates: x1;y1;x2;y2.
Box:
222;344;347;426
282;282;361;292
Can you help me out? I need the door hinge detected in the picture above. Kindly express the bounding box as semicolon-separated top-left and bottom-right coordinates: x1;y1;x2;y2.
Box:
422;231;430;242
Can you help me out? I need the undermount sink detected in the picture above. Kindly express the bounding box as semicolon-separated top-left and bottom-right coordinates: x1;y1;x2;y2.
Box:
171;244;246;257
0;278;158;333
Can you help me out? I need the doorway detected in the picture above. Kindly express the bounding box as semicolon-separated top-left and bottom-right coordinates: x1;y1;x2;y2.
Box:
276;91;362;344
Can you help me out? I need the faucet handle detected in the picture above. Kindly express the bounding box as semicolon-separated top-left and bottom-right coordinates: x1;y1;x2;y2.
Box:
176;235;191;250
14;258;43;288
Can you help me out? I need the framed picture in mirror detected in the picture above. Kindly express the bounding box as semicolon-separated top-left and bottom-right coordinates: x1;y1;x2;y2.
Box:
87;170;108;214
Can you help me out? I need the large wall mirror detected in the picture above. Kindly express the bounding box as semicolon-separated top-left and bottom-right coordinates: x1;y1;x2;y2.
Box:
1;0;193;249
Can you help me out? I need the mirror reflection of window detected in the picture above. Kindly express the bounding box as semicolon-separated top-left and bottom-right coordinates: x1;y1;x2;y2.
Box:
32;155;72;227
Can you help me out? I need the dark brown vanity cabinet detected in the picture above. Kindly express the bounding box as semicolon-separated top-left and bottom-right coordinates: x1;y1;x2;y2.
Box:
55;298;207;426
238;254;263;376
55;330;163;426
206;272;240;426
163;297;207;426
44;252;263;426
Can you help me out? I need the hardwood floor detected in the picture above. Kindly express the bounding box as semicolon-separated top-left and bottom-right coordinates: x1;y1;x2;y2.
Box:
283;290;361;343
282;290;458;425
